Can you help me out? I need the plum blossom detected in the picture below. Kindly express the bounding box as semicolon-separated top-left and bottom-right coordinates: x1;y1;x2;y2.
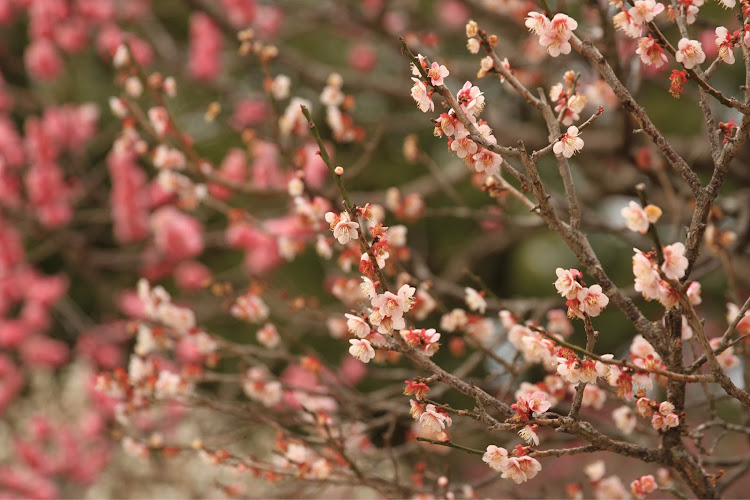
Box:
661;242;688;280
419;403;452;432
518;425;540;446
613;10;643;38
631;475;658;499
633;250;661;300
553;126;584;158
348;338;375;363
613;405;637;435
472;148;502;176
325;211;360;245
557;356;611;384
456;81;485;116
636;36;668;67
502;456;543;483
464;287;487;314
345;313;371;338
675;38;706;69
482;445;509;471
450;134;478;159
427;62;449;86
410;78;434;112
537;13;578;57
715;27;736;65
628;0;665;24
524;12;549;36
621;201;662;234
710;337;740;370
577;285;609;317
554;268;583;299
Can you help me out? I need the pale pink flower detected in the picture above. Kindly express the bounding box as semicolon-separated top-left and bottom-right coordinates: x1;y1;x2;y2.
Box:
464;287;487;314
520;335;555;367
524;12;550;36
686;281;702;305
502;456;542;483
231;293;270;323
410;78;434;112
427;62;449;86
360;276;378;300
345;313;371;338
661;242;688;280
348;338;375;363
518;425;540;446
482;445;509;471
658;401;675;414
631;475;657;499
715;27;735;65
613;10;642;38
441;308;468;332
675;38;706;69
630;334;660;361
538;14;577;57
148;106;169;136
636;36;668;67
584;460;606;482
419;404;452;433
522;390;553;415
621;201;661;233
629;0;665;24
456;81;485;115
633;250;661;300
577;285;609;317
594;476;630;499
506;324;532;350
580;384;606;409
450;135;478;159
710;337;740;370
554;267;583;299
553;125;584;158
472;148;502;176
467;38;480;53
613;405;637;435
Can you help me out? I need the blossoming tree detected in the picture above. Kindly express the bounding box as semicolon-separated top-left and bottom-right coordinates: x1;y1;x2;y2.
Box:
1;0;750;498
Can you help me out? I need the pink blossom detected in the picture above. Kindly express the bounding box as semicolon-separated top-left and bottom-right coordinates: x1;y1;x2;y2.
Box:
345;313;371;338
348;42;378;72
189;12;223;81
715;27;736;65
472;148;502;175
482;444;509;471
502;455;543;483
427;62;449;86
553;125;584;158
25;39;63;81
150;207;204;262
524;12;549;36
613;406;637;435
577;285;609;317
419;404;452;432
456;81;485;115
554;267;583;299
661;242;688;280
631;475;658;499
348;338;375;363
633;250;661;300
675;38;706;69
538;14;578;57
410;78;434;112
613;10;642;38
628;0;665;24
